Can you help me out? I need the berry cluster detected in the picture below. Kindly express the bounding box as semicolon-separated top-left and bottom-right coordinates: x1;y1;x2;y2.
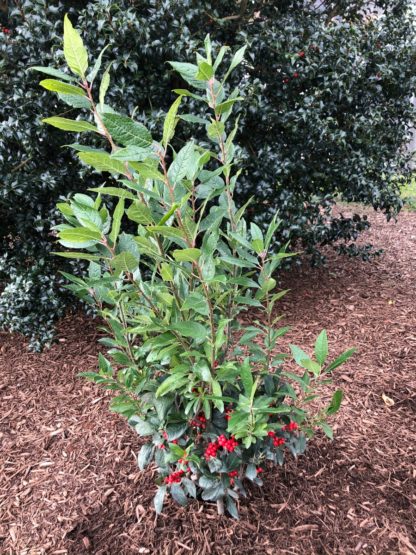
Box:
228;470;238;478
224;405;233;421
190;413;207;429
267;430;285;447
165;469;185;484
282;421;298;432
204;435;239;460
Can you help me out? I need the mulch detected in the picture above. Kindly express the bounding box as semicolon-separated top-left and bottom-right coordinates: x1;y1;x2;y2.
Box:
1;207;415;555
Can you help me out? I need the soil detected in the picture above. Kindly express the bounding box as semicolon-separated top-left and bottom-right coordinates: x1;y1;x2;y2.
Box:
1;208;415;555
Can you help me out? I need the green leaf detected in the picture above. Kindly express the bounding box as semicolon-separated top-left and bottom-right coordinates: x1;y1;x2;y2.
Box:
89;187;136;201
215;98;243;115
168;62;206;90
172;248;201;262
78;152;127;175
325;348;356;373
160;263;173;282
99;63;111;107
226;496;239;519
170;321;208;341
196;61;214;81
146;226;186;245
156;373;189;397
181;292;209;316
109;197;125;244
52;251;102;261
167;142;195;184
154;486;166;514
39;79;86;96
245;463;257;481
110;252;138;274
127;201;154;225
290;345;310;367
315;330;328;366
300;358;321;377
132;417;155;436
137;444;153;470
31;66;76;82
57;93;91;109
228;45;247;74
170;484;188;506
201;482;225;501
162;95;182;149
63;14;88;78
320;422;333;439
240;358;253;396
42;117;97;133
102;113;153;148
111;145;154;161
327;389;343;415
59;227;102;243
87;44;110;83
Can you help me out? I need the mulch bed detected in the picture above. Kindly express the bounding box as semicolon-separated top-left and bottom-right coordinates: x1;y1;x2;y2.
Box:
1;207;415;555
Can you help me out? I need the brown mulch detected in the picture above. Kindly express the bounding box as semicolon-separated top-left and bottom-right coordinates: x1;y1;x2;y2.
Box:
1;208;416;555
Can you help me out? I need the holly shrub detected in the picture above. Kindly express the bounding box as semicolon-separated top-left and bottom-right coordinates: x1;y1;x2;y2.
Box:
2;0;415;349
35;17;355;517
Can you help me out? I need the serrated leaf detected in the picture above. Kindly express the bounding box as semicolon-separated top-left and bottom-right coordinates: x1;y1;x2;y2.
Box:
170;484;188;506
170;321;208;341
40;79;86;97
181;292;209;316
156;373;189;397
89;186;136;200
167;142;195;184
201;481;224;501
102;113;152;148
99;63;111;107
315;330;328;365
240;358;253;396
327;389;343;415
196;61;214;81
182;477;196;498
42;117;97;133
325;348;356;373
133;417;155;436
78;152;127;175
63;14;88;78
172;248;201;262
154;486;166;514
162;95;182;149
57;93;91;109
52;251;102;261
127;201;154;225
226;495;239;519
320;422;333;439
137;444;153;470
31;65;76;82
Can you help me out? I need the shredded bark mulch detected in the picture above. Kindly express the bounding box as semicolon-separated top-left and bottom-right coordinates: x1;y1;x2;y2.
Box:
1;208;415;555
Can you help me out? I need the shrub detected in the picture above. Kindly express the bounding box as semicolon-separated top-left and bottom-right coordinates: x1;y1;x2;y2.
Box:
35;17;355;517
2;0;415;347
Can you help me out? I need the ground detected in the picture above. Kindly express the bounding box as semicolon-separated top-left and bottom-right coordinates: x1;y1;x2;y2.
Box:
1;208;415;555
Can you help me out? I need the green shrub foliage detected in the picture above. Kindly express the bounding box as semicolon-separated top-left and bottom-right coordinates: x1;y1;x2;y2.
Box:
36;17;355;517
2;0;415;348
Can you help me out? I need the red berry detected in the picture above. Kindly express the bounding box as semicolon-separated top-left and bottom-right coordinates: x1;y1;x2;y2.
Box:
268;430;276;438
293;72;299;78
257;467;263;473
298;51;305;58
283;77;290;84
